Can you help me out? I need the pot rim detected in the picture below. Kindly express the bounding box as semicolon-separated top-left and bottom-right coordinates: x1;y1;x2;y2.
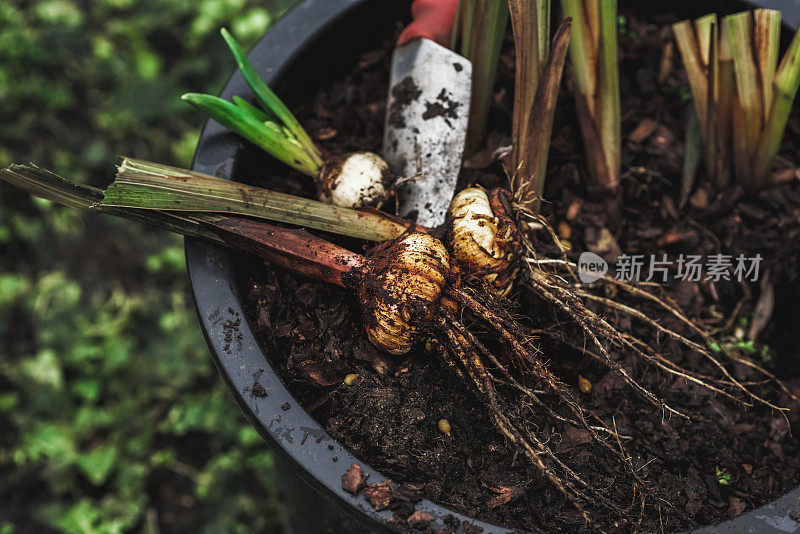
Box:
185;0;800;532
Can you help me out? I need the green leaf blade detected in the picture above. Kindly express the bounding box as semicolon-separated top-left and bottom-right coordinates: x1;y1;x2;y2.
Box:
182;93;319;177
219;28;322;165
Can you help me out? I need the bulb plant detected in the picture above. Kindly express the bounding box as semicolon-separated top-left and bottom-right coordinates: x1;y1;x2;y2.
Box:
452;0;509;152
446;186;520;296
559;0;621;194
182;29;393;208
1;158;789;529
508;0;572;212
673;9;800;191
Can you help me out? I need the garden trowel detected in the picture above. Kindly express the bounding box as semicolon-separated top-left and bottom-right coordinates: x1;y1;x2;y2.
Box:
382;0;471;228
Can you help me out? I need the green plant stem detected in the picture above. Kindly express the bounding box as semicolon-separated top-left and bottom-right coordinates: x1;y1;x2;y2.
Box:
105;158;409;242
755;22;800;189
596;0;620;185
458;0;509;152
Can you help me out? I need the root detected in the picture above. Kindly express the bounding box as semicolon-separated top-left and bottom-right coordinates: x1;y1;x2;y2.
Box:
445;286;641;459
520;239;792;408
517;260;788;414
421;204;788;530
524;268;687;418
574;290;788;411
438;315;602;528
433;304;650;530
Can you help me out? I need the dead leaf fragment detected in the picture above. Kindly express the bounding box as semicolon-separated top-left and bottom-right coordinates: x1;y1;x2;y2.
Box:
728;496;747;517
407;511;435;524
342;463;368;495
315;127;338;141
658;41;674;83
486;484;526;508
689;187;709;210
565;198;582;221
364;480;393;511
556;221;572;240
628;118;659;144
748;272;773;342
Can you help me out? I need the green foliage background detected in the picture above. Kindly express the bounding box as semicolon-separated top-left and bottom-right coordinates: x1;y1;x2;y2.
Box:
0;1;299;532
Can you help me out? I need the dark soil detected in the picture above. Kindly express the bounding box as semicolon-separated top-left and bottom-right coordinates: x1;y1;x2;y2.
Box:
232;8;800;533
388;76;422;129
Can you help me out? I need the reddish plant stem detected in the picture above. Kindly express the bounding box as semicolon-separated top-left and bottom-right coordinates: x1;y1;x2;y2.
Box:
200;215;364;287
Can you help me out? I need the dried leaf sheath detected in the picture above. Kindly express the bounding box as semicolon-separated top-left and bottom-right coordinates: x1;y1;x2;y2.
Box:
675;9;800;191
560;0;621;192
510;0;551;168
672;15;733;187
511;18;572;212
727;12;763;180
106;158;408;242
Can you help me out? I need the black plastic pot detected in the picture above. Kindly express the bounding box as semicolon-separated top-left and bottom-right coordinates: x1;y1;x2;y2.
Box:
186;0;800;532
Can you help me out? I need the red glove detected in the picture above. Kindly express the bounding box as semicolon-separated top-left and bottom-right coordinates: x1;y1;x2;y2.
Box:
397;0;460;48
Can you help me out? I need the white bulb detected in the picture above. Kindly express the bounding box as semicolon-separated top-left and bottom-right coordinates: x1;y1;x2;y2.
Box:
325;152;390;208
447;187;519;296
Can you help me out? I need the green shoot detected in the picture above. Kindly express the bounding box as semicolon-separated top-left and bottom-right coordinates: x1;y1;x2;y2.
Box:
181;93;322;175
454;0;510;152
675;9;800;191
560;0;621;192
509;8;572;213
182;29;324;178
